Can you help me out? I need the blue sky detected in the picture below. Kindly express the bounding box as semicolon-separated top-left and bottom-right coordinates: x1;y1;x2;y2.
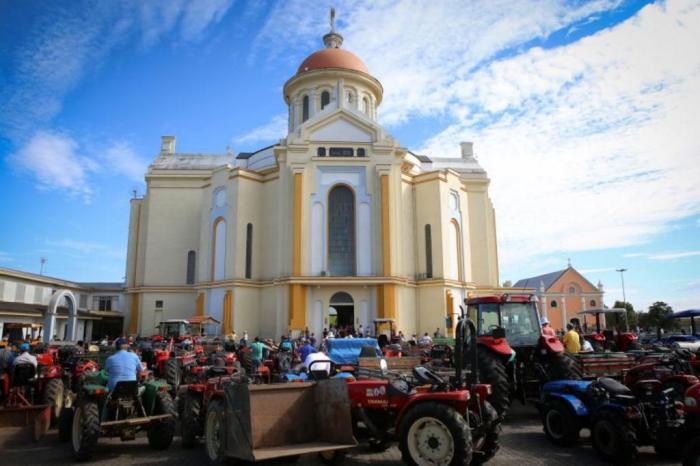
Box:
1;0;698;312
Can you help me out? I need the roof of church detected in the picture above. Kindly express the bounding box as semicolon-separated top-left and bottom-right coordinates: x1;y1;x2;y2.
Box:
513;269;568;290
236;144;276;160
297;48;369;75
150;153;233;170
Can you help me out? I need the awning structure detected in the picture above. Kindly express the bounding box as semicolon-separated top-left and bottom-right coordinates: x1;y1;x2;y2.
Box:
668;309;700;335
187;315;220;325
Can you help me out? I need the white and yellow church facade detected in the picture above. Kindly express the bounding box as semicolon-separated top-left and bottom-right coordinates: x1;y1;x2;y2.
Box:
124;20;501;338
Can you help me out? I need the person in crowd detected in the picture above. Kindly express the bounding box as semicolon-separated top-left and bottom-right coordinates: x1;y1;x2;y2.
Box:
409;334;417;346
327;329;335;338
299;339;316;363
563;323;581;354
303;348;331;376
105;338;142;391
13;342;37;368
357;324;364;337
540;316;556;337
240;331;249;347
419;332;433;346
279;335;294;352
322;328;328;339
0;344;17;373
581;337;594;352
249;337;271;372
398;331;406;343
309;333;317;347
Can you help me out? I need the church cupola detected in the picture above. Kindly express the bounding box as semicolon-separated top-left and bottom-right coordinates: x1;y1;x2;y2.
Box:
283;8;383;134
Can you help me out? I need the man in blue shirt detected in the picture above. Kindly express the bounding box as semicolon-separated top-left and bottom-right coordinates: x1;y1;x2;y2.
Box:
299;340;315;363
105;338;142;391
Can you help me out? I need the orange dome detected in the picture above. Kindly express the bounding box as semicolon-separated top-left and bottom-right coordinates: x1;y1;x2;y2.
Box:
297;48;369;75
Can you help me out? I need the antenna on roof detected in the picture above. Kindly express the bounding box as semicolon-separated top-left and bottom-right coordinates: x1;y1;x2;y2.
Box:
39;257;47;275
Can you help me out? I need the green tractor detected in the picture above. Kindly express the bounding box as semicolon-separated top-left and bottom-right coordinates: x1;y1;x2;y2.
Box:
58;370;176;461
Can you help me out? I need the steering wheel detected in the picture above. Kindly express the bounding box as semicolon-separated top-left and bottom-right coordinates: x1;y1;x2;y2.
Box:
487;325;499;333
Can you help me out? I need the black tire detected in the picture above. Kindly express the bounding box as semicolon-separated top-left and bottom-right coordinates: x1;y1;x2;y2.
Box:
541;399;579;446
319;450;347;464
546;352;582;381
471;401;501;465
368;438;390;452
181;393;203;448
164;358;181;393
399;401;472;466
204;399;226;464
72;399;100;461
592;342;605;352
58;407;74;443
147;391;176;450
591;411;637;463
682;436;700;466
476;349;510;418
42;377;64;426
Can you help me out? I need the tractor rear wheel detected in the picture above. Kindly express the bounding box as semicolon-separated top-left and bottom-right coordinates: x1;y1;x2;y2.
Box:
471;401;501;465
546;352;582;381
181;393;203;448
205;399;226;464
542;399;579;446
43;377;64;426
399;401;472;466
72;399;100;461
476;349;510;417
591;411;637;463
682;437;700;466
164;358;181;393
147;391;176;450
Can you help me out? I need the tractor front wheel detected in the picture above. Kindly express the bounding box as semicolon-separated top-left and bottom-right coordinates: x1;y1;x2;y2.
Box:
476;349;510;418
591;411;637;463
546;352;582;381
542;400;579;446
399;402;472;466
43;377;64;426
72;399;100;461
181;393;203;448
205;399;227;464
164;358;181;393
471;400;501;465
147;391;176;450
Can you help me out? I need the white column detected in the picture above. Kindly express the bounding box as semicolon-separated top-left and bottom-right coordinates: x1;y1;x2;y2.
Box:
561;296;567;327
310;89;318;118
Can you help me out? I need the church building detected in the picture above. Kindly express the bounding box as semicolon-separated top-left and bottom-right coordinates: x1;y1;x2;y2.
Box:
124;14;501;338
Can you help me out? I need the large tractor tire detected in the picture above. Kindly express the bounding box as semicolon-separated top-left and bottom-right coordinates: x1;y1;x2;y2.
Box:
591;411;637;463
541;399;579;446
399;401;472;466
476;349;510;418
546;352;582;381
204;399;227;464
471;401;501;465
72;399;100;461
164;358;181;393
42;377;64;426
181;393;203;448
147;391;176;450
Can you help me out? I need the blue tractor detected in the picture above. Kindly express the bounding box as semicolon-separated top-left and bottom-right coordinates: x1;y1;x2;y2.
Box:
539;377;682;463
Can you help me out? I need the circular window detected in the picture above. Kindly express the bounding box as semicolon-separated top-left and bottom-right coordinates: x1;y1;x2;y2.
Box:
590;299;597;307
550;300;558;308
569;286;576;294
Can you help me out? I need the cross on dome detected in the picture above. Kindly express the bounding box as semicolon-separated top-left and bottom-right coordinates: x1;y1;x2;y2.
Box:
323;7;343;49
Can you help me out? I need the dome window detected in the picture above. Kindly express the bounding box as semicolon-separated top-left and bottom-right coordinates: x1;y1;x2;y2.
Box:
321;91;330;110
317;147;326;157
302;95;310;122
357;148;365;157
362;97;369;114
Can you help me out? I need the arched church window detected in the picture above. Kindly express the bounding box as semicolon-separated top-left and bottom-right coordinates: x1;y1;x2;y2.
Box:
425;225;433;279
346;91;354;106
328;185;355;276
321;91;330;110
212;217;226;281
186;250;196;284
551;300;558;308
245;223;253;279
302;95;309;122
362;97;369;115
447;220;462;281
590;299;597;307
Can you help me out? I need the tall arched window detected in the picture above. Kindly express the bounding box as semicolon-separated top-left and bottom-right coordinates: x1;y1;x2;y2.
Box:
212;217;226;281
302;95;309;122
321;91;330;110
362;97;369;115
447;220;462;281
425;224;433;279
186;250;196;284
328;185;355;276
245;223;253;279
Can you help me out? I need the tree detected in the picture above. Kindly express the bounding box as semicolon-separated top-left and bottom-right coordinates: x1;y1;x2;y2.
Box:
646;301;677;339
605;301;638;331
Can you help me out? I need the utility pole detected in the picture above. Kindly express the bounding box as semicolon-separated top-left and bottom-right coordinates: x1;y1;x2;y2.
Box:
39;257;47;275
616;268;628;332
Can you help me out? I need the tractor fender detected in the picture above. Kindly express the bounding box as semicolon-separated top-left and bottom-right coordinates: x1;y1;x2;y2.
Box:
142;380;171;414
543;393;589;416
477;336;514;358
540;335;565;353
665;374;699;386
394;391;469;431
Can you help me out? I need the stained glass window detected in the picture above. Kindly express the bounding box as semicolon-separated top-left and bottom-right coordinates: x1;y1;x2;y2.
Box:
328;186;355;276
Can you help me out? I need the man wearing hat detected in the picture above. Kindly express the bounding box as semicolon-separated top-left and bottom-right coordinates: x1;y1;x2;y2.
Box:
12;342;37;368
105;338;142;391
540;316;556;337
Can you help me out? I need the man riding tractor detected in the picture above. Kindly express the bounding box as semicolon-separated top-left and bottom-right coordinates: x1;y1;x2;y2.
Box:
466;294;581;417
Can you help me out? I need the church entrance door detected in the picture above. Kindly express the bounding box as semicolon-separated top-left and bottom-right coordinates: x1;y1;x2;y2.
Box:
329;292;354;334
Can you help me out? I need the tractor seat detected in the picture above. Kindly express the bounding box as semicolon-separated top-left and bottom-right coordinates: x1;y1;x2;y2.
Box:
111;380;139;400
412;366;445;387
11;363;36;387
595;377;632;396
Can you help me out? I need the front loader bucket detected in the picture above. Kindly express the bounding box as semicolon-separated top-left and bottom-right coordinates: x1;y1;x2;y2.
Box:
223;379;356;462
0;404;51;445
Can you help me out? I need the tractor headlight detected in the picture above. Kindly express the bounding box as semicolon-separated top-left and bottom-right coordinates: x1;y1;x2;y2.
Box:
685;396;698;408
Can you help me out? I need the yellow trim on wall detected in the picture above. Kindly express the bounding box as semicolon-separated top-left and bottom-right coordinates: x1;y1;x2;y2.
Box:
196;292;205;316
445;290;455;337
223;290;233;335
288;284;306;330
377;283;396;319
128;293;139;335
293;172;303;276
381;174;391;276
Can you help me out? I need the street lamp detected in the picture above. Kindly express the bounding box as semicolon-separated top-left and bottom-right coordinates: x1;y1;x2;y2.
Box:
616;268;629;332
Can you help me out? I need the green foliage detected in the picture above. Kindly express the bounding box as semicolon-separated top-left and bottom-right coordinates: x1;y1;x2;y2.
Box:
605;301;638;331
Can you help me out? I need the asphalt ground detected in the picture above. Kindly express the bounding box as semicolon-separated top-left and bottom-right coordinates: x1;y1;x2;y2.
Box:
0;403;678;465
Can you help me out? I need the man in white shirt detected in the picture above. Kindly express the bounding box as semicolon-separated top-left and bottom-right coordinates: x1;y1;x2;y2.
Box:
304;351;331;376
13;343;37;368
418;333;433;346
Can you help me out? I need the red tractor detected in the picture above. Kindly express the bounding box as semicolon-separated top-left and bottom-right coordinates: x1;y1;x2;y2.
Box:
27;346;69;426
0;363;51;440
465;294;581;417
624;351;699;402
576;308;640;351
336;317;501;465
150;338;198;392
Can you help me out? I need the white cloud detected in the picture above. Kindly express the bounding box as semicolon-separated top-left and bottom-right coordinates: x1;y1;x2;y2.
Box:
235;114;287;146
649;251;700;261
7;131;96;201
578;267;618;274
101;141;149;183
